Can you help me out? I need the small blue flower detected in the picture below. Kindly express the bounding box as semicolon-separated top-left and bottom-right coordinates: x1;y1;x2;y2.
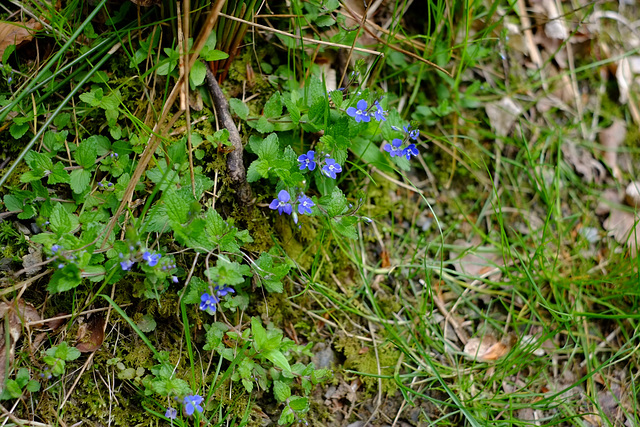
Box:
120;260;134;271
269;190;293;215
321;158;342;179
51;244;61;254
183;394;204;416
165;407;178;419
199;293;218;313
298;150;316;171
384;139;403;157
215;285;235;297
172;276;179;283
298;195;314;215
372;101;386;121
58;263;64;269
402;144;419;159
403;125;419;140
346;99;370;123
143;251;161;267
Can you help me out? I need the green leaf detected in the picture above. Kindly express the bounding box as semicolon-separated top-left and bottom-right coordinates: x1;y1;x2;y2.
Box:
278;406;295;425
4;380;22;398
203;49;229;61
334;216;358;239
246;160;269;182
254;133;279;162
255;116;275;133
288;396;309;412
251;317;268;352
10;122;29;139
50;203;78;235
69;169;91;194
264;349;291;373
164;189;193;224
315;15;335;27
26;380;40;393
75;140;98;168
283;94;300;124
25;150;53;173
329;90;343;108
321;187;349;217
263;92;283;118
242;378;254;393
48;162;70;185
48;264;82;293
4;195;22;211
311;368;332;384
79;88;104;106
205;257;251;286
255;251;290;293
273;380;291;402
190;60;207;87
308;97;326;125
137;314;157;333
229;98;249;120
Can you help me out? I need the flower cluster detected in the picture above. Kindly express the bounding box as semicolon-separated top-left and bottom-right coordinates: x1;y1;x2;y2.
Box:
199;285;235;315
97;181;113;189
385;124;420;160
298;150;343;180
346;98;387;123
49;244;79;269
165;394;204;419
269;190;315;223
118;246;177;284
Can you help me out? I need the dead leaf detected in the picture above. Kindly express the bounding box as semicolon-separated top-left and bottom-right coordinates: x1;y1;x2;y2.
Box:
625;181;640;208
562;141;606;184
75;315;106;353
616;57;632;104
463;334;510;362
599;120;626;180
450;238;503;282
0;19;43;58
0;300;41;392
603;207;640;256
485;97;523;137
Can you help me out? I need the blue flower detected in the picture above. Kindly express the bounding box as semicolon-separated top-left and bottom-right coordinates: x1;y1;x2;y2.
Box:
172;276;179;283
183;394;204;416
402;144;419;159
372;101;386;121
199;293;218;313
143;251;161;267
403;125;419;140
384;139;403;157
298;195;314;215
321;158;342;179
120;260;134;271
51;244;61;254
269;190;293;215
346;99;370;123
165;407;177;420
215;285;235;297
298;150;316;171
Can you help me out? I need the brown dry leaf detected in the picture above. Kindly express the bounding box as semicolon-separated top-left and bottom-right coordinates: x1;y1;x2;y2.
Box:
625;181;640;208
603;207;640;256
485;97;523;137
616;57;632;104
598;119;626;180
0;19;43;58
75;315;106;353
450;238;503;282
562;141;606;184
463;335;510;362
0;300;41;392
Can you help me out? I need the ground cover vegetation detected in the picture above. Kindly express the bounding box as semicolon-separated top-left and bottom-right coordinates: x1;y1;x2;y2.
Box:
0;0;638;425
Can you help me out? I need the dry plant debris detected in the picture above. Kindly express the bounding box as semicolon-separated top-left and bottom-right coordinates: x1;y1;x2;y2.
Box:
0;299;40;392
0;19;42;57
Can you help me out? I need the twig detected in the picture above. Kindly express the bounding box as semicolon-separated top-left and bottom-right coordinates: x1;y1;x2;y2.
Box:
205;64;253;205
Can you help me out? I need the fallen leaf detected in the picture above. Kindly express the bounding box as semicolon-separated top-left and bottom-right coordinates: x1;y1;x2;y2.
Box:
625;181;640;208
75;315;106;353
603;207;639;256
450;238;503;282
562;141;606;184
0;19;43;58
485;97;523;137
463;334;510;362
0;300;41;392
599;120;626;180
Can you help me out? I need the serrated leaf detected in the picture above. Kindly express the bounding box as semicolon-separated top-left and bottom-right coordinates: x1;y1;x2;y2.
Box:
263;91;283;118
288;396;309;411
10;122;29;139
273;380;291;402
69;169;91;194
50;203;78;235
283;94;300;123
247;159;269;182
164;189;192;224
4;195;22;211
255;116;275;133
229;98;249;120
25;150;53;173
264;349;291;373
26;380;40;393
334;216;358;239
48;264;82;293
315;15;335;27
252;317;268;352
75;139;98;168
48;162;70;185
